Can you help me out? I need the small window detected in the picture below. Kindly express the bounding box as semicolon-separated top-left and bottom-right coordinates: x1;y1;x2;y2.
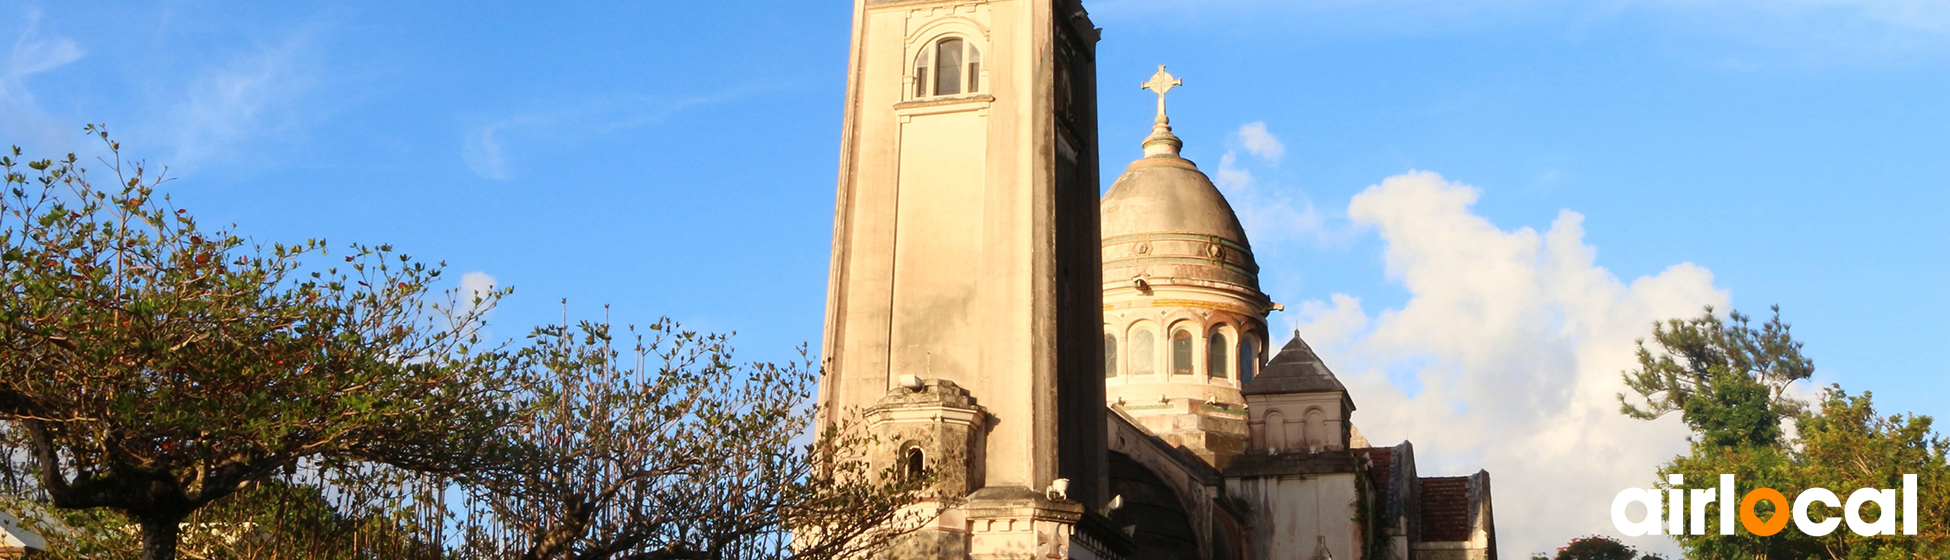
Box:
913;49;930;98
1207;332;1229;379
1238;337;1256;384
912;37;982;98
1104;334;1118;378
1171;330;1193;376
1131;329;1156;376
903;447;926;481
966;43;981;92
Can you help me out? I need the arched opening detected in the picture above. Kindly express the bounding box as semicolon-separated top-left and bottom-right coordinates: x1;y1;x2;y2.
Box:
1206;331;1228;379
1107;452;1200;560
1104;333;1119;378
903;447;926;481
1237;336;1256;384
1264;411;1287;451
1170;329;1193;376
1130;328;1156;376
1306;408;1328;450
913;37;982;98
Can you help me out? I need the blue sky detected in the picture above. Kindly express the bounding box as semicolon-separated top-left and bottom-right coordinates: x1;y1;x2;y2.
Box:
4;0;1946;554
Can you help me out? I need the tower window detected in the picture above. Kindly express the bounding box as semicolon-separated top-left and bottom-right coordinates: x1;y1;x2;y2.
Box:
1104;333;1119;378
903;447;926;481
1130;329;1156;376
1207;332;1229;379
912;37;982;98
1171;329;1193;376
1238;337;1257;384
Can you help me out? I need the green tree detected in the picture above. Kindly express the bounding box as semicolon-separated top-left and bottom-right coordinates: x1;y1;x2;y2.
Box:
1538;535;1665;560
0;129;518;560
1791;388;1949;559
445;315;930;560
1621;306;1949;560
1619;306;1813;447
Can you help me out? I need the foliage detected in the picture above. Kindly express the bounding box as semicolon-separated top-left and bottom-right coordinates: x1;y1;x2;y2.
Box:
445;315;931;560
1619;306;1813;447
1538;535;1665;560
0;129;517;560
1620;306;1949;560
0;129;926;560
2;472;446;560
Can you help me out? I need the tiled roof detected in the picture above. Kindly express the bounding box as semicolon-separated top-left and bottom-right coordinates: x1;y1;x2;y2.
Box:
1418;476;1473;542
1240;334;1346;395
1357;447;1398;522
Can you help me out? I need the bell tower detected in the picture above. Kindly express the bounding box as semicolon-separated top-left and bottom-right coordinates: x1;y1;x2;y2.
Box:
818;0;1106;554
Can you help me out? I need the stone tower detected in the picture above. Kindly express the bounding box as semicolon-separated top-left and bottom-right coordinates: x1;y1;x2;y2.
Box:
1100;68;1275;470
817;0;1109;557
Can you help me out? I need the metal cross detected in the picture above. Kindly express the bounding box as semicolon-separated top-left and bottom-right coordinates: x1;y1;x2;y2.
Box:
1140;65;1182;121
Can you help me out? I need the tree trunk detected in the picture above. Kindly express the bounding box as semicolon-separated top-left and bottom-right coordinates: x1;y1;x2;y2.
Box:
138;514;184;560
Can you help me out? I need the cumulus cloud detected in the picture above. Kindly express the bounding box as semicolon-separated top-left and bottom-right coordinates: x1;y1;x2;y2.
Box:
458;271;498;313
0;9;85;148
1237;121;1285;162
1286;171;1727;556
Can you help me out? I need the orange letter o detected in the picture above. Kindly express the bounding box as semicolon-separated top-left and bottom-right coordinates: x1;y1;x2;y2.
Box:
1740;488;1790;536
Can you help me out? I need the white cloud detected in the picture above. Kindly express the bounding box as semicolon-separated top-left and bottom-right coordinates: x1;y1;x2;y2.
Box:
461;86;774;180
151;33;318;169
1237;121;1286;162
1286;171;1728;556
0;8;84;148
455;271;499;323
1211;123;1344;249
462;123;512;181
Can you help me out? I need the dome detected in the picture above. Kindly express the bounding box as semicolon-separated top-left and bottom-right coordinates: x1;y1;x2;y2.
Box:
1099;98;1260;291
1101;155;1250;246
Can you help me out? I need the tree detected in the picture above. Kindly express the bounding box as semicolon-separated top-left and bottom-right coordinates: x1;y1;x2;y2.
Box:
1621;306;1949;559
0;129;519;560
1618;305;1813;447
1537;535;1665;560
1790;387;1948;559
445;315;930;560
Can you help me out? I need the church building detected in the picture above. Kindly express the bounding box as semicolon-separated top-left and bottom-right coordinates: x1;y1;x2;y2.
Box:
816;1;1498;559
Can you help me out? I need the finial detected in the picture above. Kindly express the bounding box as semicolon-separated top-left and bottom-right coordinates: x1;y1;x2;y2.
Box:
1139;65;1184;157
1141;65;1182;123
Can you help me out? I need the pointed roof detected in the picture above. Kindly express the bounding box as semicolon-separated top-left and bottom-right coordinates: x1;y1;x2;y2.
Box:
1241;333;1347;396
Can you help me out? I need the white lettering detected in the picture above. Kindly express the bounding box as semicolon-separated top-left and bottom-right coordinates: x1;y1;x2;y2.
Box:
1792;488;1840;536
1719;474;1735;535
1612;488;1664;536
1904;474;1917;535
1690;488;1717;535
1845;488;1897;536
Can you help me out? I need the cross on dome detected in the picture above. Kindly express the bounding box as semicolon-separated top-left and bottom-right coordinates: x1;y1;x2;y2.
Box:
1141;65;1182;124
1139;65;1186;157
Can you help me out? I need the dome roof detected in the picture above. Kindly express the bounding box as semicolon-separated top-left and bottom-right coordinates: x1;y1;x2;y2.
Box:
1099;104;1261;292
1101;155;1250;247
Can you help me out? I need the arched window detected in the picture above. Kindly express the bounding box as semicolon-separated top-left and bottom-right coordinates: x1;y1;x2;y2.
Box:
913;37;982;98
1264;411;1287;451
1306;408;1328;450
1238;336;1256;384
903;447;926;481
1103;333;1118;378
1170;329;1194;376
1207;332;1229;379
1130;329;1156;376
